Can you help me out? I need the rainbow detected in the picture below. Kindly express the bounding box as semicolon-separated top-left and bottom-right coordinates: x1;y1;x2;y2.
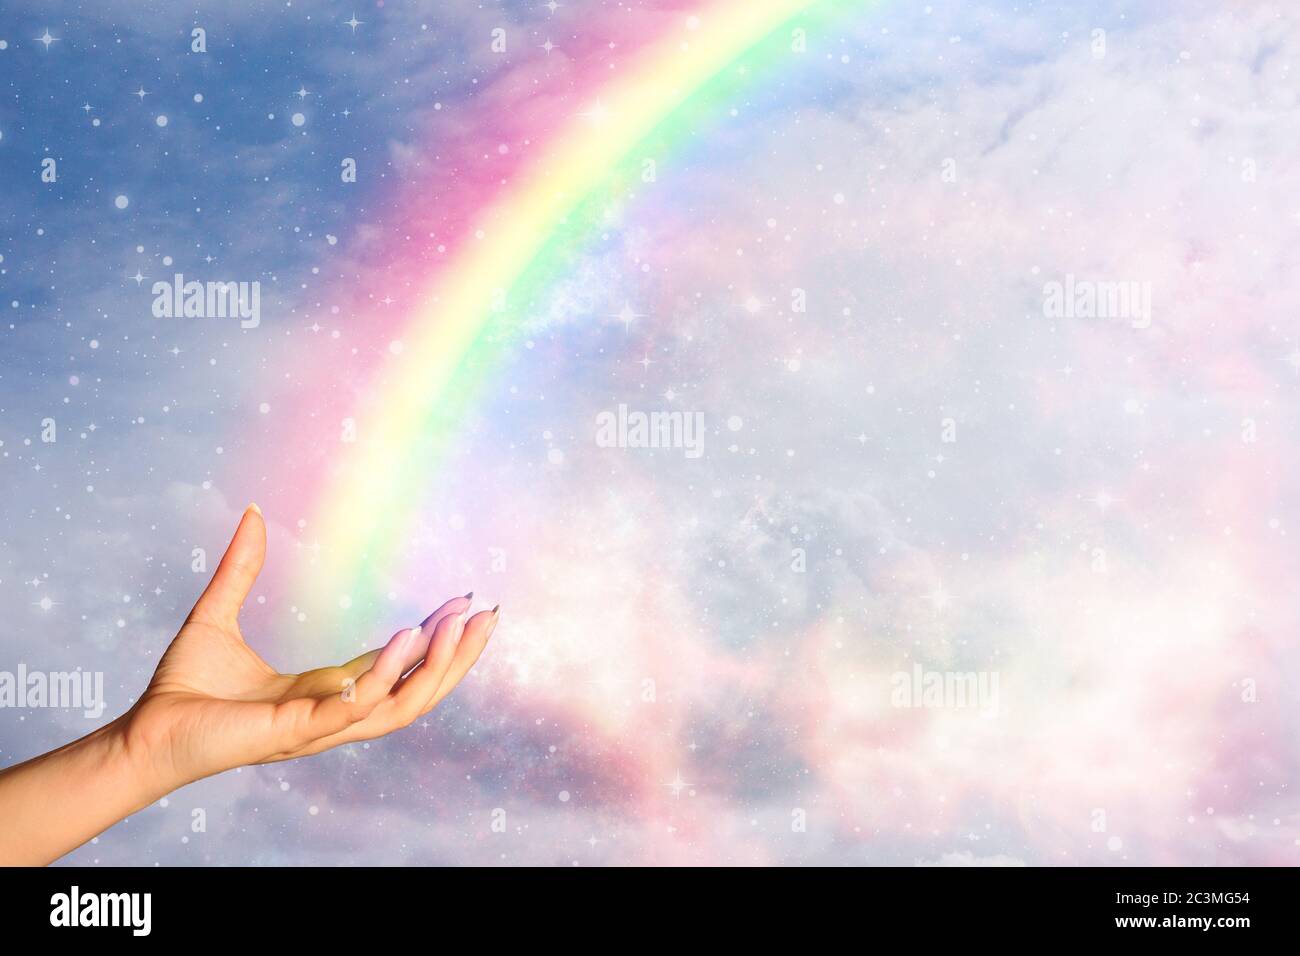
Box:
296;0;864;611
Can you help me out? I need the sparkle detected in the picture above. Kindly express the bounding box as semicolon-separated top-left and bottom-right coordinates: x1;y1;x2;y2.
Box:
665;771;691;798
579;100;609;125
1091;490;1117;510
611;302;642;331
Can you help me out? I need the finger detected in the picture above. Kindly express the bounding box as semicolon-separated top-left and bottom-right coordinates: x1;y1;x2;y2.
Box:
338;593;473;678
277;626;419;747
269;599;479;760
189;504;266;628
420;592;473;631
388;610;467;725
422;606;499;715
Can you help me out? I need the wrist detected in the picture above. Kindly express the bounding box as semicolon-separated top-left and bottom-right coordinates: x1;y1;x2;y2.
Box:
110;706;190;804
0;713;181;866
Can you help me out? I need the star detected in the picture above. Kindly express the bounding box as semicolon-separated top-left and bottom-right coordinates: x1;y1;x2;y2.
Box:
344;14;364;33
637;353;654;371
665;771;691;798
81;103;93;113
580;100;609;125
1091;490;1116;510
36;29;58;50
611;302;641;331
129;270;147;285
544;1;561;12
294;86;311;100
133;86;149;101
540;38;556;54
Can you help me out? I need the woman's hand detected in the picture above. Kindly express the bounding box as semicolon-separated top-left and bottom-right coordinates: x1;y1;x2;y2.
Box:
122;504;499;786
0;505;498;865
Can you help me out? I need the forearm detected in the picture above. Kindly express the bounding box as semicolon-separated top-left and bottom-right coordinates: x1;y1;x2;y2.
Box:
0;716;175;866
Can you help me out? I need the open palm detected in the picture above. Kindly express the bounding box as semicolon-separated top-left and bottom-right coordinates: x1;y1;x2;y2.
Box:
120;506;498;787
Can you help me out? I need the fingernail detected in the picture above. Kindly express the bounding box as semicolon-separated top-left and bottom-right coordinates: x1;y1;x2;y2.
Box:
248;502;262;516
463;591;474;600
489;605;501;635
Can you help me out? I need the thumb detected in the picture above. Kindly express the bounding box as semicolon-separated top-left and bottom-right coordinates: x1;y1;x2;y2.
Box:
189;504;267;627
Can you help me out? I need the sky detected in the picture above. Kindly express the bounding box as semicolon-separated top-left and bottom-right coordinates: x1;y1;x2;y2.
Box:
1;0;1298;866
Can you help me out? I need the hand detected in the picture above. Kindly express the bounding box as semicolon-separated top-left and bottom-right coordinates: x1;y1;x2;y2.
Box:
0;504;499;865
119;504;499;791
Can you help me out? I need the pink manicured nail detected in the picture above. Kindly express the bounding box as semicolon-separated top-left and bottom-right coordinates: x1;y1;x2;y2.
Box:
421;595;472;630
